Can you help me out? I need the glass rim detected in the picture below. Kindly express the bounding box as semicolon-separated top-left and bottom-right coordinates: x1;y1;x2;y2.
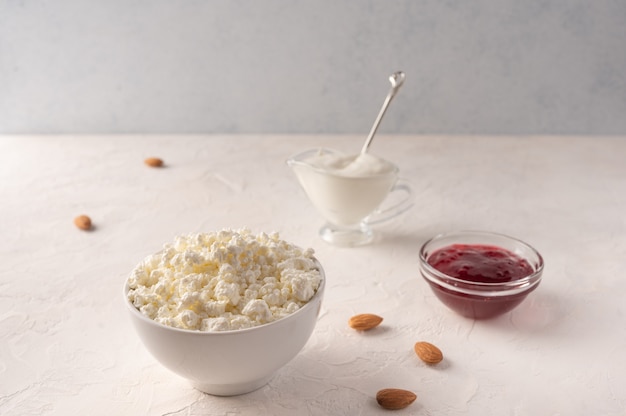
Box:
419;230;544;295
286;147;399;179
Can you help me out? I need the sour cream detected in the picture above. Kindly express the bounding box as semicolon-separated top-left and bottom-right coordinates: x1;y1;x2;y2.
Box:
290;149;398;226
303;151;396;177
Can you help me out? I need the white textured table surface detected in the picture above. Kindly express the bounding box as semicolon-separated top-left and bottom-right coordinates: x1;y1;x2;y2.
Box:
1;135;625;415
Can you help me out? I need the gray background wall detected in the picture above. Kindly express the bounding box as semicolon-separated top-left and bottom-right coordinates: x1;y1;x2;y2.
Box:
1;0;625;135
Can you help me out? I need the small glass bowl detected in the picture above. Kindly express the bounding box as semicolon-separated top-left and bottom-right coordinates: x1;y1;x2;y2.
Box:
419;231;544;319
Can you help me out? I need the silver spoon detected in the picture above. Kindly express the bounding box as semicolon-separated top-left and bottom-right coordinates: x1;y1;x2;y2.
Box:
360;71;405;154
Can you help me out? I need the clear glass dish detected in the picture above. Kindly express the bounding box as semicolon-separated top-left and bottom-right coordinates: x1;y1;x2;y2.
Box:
419;230;544;319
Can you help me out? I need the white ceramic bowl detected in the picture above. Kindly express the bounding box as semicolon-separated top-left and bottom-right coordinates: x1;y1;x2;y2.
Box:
124;259;325;396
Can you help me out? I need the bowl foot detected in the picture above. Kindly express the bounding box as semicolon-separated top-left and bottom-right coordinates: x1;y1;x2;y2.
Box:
319;222;373;246
191;373;275;396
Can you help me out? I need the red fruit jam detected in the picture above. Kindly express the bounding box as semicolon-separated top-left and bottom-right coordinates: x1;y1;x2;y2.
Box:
428;244;534;283
424;244;537;319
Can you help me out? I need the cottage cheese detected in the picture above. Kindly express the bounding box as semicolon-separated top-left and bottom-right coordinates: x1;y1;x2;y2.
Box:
126;229;322;331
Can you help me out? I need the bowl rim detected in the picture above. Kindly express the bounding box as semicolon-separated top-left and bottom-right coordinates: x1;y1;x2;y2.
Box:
419;230;544;296
123;256;326;335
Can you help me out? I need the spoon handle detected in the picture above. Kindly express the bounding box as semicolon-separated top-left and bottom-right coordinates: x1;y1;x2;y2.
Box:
361;71;405;154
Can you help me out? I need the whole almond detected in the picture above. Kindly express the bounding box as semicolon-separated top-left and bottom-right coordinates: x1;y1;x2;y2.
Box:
144;157;164;167
414;341;443;364
74;215;92;231
376;388;417;410
348;313;383;331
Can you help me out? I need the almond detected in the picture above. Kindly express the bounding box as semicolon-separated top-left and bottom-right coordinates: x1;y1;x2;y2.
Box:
144;157;164;167
376;388;417;410
74;215;92;231
348;313;383;331
414;341;443;364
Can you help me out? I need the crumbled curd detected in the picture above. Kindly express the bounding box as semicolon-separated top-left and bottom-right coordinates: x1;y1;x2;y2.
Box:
127;229;322;331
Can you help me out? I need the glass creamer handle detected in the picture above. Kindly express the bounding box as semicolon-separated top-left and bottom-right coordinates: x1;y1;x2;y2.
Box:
364;178;413;225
